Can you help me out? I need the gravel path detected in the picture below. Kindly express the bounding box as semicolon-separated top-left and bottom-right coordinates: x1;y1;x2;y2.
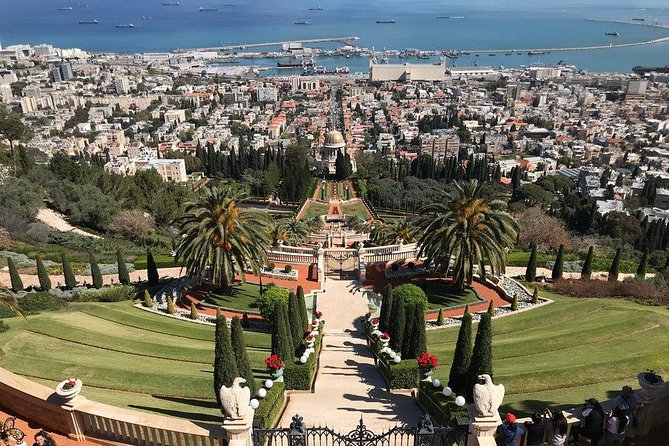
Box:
36;208;102;239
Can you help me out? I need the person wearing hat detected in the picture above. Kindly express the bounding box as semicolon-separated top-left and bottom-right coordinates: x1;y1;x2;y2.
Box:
495;412;524;446
612;385;640;431
570;398;604;445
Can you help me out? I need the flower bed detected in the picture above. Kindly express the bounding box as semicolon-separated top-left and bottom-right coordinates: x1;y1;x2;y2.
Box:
384;264;432;279
261;267;299;281
284;320;324;390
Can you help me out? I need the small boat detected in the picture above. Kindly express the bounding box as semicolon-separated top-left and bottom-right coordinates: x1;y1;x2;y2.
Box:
58;6;72;11
605;31;619;36
162;1;179;5
528;50;546;55
116;23;134;28
308;6;323;10
294;20;310;25
142;16;152;20
436;16;449;19
504;53;512;56
376;19;396;24
78;19;98;24
632;17;645;21
488;53;496;56
450;16;464;19
199;7;217;11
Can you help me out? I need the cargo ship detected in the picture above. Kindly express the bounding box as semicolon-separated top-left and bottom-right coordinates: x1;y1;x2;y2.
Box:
308;6;323;10
528;50;547;55
277;57;314;68
78;19;98;24
633;65;669;74
632;17;645;21
116;23;135;28
58;6;72;11
294;20;309;25
605;32;620;36
199;7;218;11
376;19;396;23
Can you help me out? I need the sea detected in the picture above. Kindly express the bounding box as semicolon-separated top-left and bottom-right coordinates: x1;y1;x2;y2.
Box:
1;0;669;74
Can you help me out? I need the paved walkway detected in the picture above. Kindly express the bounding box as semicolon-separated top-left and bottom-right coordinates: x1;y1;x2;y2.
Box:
278;279;423;432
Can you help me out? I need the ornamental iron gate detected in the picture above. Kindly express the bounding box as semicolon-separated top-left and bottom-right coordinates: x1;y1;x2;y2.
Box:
324;250;359;279
253;415;467;446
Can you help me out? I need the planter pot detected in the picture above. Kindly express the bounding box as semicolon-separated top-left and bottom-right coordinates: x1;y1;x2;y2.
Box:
56;378;83;402
638;372;665;391
420;368;434;381
371;322;379;330
270;367;284;380
379;339;390;348
306;341;315;349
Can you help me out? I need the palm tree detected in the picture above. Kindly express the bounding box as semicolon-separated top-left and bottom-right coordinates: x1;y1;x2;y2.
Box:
370;218;416;245
271;218;309;246
416;180;518;290
173;186;272;293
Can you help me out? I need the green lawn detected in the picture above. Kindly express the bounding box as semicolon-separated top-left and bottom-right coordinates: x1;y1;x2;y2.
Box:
341;201;372;220
206;282;262;313
0;301;271;423
427;292;669;415
301;202;330;220
423;283;480;310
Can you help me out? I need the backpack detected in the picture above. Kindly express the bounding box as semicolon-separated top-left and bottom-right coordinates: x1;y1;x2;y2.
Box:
496;423;518;446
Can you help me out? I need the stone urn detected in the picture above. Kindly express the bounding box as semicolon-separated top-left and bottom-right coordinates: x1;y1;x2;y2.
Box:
420;368;434;382
270;367;284;380
638;371;665;392
56;378;83;402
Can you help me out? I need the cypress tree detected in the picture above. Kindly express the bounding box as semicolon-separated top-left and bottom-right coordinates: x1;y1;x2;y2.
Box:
230;316;257;395
167;297;175;315
90;253;103;289
436;308;445;326
466;310;493;401
272;301;294;359
61;252;76;290
552;244;564;281
511;294;519;311
296;285;308;332
36;257;51;291
609;247;622;282
214;312;239;409
288;292;303;349
487;300;495;317
664;250;669;271
401;302;417;358
411;304;427;357
147;249;159;286
117;250;130;285
526;243;537;282
581;246;594;280
143;290;153;307
379;284;393;332
636;248;649;279
448;306;472;394
532;287;539;304
190;302;198;320
389;297;406;353
7;257;23;292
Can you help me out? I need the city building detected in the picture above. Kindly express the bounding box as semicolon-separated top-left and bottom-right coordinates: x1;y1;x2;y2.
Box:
321;130;347;175
114;77;130;95
369;60;446;82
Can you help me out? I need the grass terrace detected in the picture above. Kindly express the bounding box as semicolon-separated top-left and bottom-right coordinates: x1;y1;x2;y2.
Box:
341;201;372;220
0;301;271;423
301;201;330;220
426;291;669;415
205;282;263;313
423;283;480;311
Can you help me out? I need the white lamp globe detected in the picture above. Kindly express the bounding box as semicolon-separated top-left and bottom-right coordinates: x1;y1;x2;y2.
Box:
257;388;267;398
250;399;260;409
393;356;401;363
442;386;452;396
300;356;308;364
432;379;441;388
455;396;466;407
389;351;397;359
264;380;274;389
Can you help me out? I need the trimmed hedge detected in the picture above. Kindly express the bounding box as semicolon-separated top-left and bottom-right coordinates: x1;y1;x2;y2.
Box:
0;305;17;319
418;382;468;427
255;382;286;428
284;322;323;390
79;285;135;302
256;286;290;322
378;357;418;389
19;292;67;315
0;320;8;333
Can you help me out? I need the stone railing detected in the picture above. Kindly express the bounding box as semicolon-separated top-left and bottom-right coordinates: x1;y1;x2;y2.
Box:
364;247;420;264
0;367;230;446
267;251;314;265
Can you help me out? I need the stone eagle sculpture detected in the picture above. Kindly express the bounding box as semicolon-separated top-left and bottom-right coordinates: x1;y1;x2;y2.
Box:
473;374;505;417
219;377;251;419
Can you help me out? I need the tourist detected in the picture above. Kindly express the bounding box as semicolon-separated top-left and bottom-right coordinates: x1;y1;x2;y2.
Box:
612;385;640;429
570;398;604;445
495;412;524;446
524;412;546;446
1;430;27;446
32;432;55;446
604;406;629;446
544;409;568;446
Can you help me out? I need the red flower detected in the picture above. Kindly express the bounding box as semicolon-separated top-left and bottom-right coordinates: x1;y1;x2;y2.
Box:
315;311;323;318
416;353;438;369
312;319;318;325
264;354;285;371
371;318;380;325
380;332;390;340
305;334;315;341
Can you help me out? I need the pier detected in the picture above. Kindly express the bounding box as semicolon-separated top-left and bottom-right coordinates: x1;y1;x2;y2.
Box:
174;36;359;53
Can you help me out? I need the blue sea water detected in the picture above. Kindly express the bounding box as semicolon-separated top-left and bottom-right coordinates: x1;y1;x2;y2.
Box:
1;0;669;72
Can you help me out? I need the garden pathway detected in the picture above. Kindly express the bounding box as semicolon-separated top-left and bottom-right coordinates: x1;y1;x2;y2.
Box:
278;279;423;432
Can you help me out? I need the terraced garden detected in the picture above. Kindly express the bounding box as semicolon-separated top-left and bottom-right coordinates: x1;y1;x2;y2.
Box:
423;283;480;311
0;301;271;423
427;291;669;415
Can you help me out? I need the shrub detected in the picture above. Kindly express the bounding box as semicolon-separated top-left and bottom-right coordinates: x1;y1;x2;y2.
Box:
389;293;406;352
230;316;257;395
284;264;292;273
0;305;17;319
79;285;135;302
391;262;400;271
214;312;238;408
0;320;8;333
288;292;303;348
117;250;130;285
167;297;175;314
143;290;153;308
379;284;393;332
90;252;103;289
296;285;308;332
466;311;493;401
255;382;285;428
609;247;622;282
448;306;472;394
61;252;77;290
266;262;275;271
532;287;539;304
551;278;669;305
190;302;198;320
241;312;250;328
552;244;564;281
436;308;444;326
36;257;51;291
271;301;294;359
7;257;23;292
378;358;418;389
511;294;519;311
147;249;159;286
581;246;594;279
110;209;155;239
19;292;66;315
392;283;428;310
526;243;537;282
256;286;290;322
637;249;649;279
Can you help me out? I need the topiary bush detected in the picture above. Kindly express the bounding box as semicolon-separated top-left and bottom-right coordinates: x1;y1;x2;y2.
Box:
256;286;290;322
511;294;519;311
378;358;418;389
167;297;175;315
436;308;445;326
392;283;428;310
19;292;67;315
79;285;135;302
190;302;198;320
143;290;153;308
266;262;275;271
0;320;8;333
284;264;293;273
